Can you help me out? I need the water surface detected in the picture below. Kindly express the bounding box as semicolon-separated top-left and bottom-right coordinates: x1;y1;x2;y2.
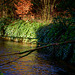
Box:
0;39;74;75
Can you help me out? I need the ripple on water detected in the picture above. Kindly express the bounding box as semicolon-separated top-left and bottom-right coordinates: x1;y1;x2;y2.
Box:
0;40;73;75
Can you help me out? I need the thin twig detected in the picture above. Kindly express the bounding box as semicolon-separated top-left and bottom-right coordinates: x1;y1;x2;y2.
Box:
0;40;74;66
0;51;33;66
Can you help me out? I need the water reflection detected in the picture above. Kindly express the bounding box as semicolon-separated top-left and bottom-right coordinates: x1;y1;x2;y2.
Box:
0;39;72;75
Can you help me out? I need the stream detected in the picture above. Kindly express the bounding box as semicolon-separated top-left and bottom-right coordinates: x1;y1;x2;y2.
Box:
0;39;75;75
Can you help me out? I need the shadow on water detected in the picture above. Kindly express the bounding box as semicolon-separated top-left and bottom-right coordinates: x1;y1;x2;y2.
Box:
0;38;69;75
0;25;75;74
36;24;75;75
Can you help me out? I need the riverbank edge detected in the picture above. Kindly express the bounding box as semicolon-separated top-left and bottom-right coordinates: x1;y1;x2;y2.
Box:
0;17;75;65
0;36;38;44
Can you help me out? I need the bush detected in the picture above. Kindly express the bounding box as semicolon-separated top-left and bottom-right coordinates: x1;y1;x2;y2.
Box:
36;17;75;64
2;19;44;42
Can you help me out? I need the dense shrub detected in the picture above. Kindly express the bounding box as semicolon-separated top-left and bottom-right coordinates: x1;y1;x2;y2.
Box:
36;17;75;64
1;19;44;42
0;16;74;64
0;17;15;36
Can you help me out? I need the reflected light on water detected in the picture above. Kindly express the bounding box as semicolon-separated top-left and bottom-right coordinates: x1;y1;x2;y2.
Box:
0;40;69;75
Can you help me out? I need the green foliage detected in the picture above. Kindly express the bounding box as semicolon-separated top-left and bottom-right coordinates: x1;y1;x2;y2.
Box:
0;16;75;64
36;17;75;64
56;0;75;11
1;19;44;42
0;17;15;35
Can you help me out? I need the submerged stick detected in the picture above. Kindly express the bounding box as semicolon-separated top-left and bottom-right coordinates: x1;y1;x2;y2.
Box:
0;40;74;66
0;40;75;57
0;51;34;66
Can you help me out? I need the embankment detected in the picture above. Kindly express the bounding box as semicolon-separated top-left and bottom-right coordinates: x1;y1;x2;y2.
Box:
0;17;75;64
